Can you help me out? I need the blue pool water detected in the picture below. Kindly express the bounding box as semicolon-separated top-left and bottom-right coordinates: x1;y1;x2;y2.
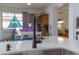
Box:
12;38;32;41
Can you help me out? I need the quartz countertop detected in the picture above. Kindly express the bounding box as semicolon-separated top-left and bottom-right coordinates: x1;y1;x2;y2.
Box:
0;36;79;54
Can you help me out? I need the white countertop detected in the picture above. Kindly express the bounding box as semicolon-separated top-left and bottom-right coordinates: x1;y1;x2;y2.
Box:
0;36;79;54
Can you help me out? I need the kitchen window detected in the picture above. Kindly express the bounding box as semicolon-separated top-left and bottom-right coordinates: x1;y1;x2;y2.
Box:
2;12;23;29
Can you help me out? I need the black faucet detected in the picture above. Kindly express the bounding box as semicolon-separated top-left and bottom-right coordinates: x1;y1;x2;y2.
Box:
32;16;37;48
32;16;42;48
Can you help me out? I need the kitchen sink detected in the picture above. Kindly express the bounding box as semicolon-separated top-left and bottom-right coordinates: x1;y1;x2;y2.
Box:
2;48;78;55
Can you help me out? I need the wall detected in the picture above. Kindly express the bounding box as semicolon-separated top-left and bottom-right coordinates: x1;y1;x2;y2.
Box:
69;3;79;40
44;4;58;36
0;11;2;41
42;3;79;40
0;7;42;41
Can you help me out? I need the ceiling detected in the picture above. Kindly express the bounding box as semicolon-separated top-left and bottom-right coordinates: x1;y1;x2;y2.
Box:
0;3;50;9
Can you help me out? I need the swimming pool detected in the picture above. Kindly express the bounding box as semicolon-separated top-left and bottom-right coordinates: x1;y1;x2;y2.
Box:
12;37;32;41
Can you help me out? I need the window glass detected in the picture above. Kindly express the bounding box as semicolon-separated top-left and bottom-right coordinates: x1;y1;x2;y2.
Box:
2;12;23;29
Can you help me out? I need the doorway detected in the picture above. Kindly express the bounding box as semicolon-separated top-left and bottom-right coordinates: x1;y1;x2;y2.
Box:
57;4;69;38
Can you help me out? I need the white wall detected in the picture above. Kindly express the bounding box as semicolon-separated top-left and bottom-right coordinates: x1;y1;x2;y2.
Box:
0;7;42;41
44;4;58;36
69;3;79;40
0;11;2;41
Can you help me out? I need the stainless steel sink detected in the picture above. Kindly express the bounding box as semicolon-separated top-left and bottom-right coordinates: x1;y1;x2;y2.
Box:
2;48;78;55
43;48;78;55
